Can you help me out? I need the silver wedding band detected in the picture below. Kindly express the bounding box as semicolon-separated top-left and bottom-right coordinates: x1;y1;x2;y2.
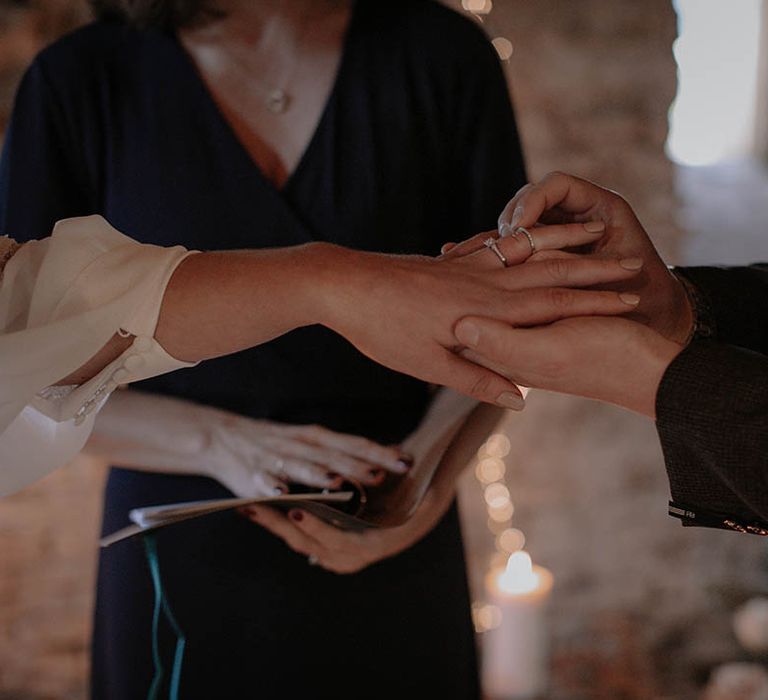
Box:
483;237;508;267
514;226;536;255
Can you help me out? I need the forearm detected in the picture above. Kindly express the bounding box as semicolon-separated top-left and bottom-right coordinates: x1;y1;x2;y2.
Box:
59;241;348;384
86;389;227;477
154;242;343;362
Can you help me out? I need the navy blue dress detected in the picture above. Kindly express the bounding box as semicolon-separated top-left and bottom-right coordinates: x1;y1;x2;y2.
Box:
0;2;526;697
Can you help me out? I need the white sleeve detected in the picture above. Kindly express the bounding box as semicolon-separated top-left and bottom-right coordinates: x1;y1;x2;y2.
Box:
0;215;200;496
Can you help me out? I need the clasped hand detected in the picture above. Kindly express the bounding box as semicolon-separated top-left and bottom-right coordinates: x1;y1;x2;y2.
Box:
444;171;694;418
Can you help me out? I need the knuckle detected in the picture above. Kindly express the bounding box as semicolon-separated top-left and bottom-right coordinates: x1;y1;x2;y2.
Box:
548;287;575;310
545;258;571;282
468;372;494;400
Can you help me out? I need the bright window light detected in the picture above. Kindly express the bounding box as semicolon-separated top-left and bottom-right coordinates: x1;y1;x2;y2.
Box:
667;0;762;166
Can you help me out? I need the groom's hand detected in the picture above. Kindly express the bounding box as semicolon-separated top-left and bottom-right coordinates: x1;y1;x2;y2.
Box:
454;315;683;419
498;172;694;344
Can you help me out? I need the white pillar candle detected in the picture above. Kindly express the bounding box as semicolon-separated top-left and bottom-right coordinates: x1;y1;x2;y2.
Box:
482;551;554;700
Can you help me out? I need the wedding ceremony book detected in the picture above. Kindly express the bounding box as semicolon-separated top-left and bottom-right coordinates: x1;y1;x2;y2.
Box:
100;389;504;547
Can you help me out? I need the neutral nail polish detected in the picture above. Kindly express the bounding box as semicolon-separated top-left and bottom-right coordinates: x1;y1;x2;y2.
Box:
497;392;525;411
510;206;524;227
619;293;641;306
272;486;285;496
620;257;644;271
583;221;605;233
499;223;511;237
456;321;479;348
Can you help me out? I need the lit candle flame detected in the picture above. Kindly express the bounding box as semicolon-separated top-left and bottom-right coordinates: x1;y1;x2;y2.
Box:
497;550;540;595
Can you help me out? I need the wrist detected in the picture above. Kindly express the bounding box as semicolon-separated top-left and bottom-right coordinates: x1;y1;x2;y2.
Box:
630;334;683;419
298;242;386;333
660;269;695;345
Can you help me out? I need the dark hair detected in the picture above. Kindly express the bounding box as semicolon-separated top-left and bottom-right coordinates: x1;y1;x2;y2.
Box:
90;0;222;29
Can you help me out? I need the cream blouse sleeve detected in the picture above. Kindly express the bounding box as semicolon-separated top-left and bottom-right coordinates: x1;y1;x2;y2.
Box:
0;215;199;496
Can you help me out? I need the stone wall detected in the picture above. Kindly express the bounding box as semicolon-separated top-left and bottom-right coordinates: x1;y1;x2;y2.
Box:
1;2;766;699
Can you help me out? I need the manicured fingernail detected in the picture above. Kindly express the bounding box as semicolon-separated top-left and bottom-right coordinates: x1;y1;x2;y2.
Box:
455;320;479;348
620;257;644;271
619;293;641;306
498;392;525;410
583;221;605;233
441;242;455;254
290;510;303;522
272;485;286;496
510;206;524;227
499;223;512;237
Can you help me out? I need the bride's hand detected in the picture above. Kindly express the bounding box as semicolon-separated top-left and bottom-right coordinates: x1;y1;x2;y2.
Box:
205;415;412;497
444;171;693;344
313;233;646;411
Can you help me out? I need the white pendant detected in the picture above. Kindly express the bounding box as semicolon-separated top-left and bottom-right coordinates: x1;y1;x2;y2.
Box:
266;88;290;114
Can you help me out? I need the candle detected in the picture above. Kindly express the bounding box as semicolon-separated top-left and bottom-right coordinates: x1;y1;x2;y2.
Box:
482;551;554;700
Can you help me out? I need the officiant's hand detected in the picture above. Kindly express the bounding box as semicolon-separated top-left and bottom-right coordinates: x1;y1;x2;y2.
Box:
206;417;412;497
244;483;454;574
441;171;694;344
89;390;410;497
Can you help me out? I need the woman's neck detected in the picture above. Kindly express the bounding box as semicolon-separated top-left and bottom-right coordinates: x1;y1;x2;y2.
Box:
205;0;351;43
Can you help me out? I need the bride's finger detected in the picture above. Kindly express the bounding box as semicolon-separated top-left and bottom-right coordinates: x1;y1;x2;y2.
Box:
492;288;639;328
461;221;606;271
494;256;643;291
438;229;496;260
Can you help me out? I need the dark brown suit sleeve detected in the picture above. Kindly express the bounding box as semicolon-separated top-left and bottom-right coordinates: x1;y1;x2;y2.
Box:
655;265;768;534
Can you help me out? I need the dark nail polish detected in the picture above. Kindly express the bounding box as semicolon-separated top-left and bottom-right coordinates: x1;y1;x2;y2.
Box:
290;510;304;522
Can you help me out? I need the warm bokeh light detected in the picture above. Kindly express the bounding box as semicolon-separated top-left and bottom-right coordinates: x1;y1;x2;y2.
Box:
491;37;513;61
484;482;511;509
475;456;506;484
482;433;511;459
497;527;526;554
472;602;503;633
488;501;515;523
461;0;493;15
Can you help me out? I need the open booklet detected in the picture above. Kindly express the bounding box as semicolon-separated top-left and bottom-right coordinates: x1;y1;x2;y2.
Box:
100;389;504;547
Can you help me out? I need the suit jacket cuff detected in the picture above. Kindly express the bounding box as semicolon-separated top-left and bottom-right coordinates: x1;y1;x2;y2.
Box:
656;339;768;532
